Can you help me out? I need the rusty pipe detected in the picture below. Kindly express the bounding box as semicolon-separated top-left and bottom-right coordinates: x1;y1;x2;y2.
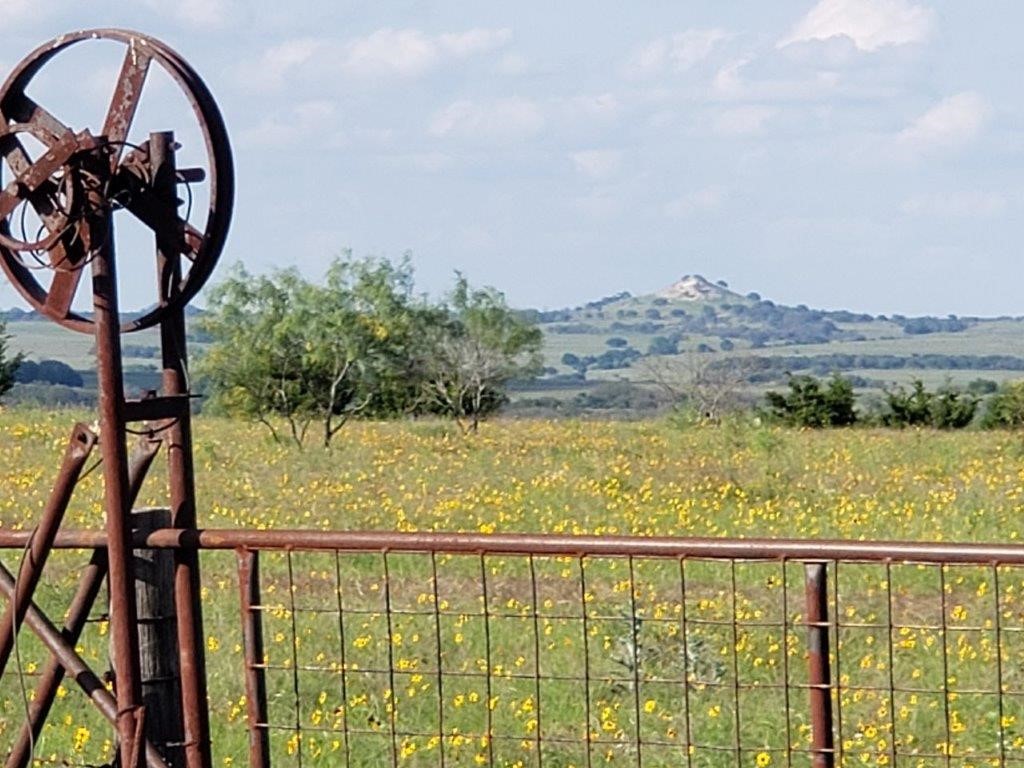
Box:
0;423;96;679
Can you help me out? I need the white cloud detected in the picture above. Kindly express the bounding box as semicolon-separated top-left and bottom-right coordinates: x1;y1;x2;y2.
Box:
570;150;622;179
568;93;620;119
897;92;991;152
713;58;749;97
142;0;238;28
629;29;730;75
429;98;544;142
249;38;324;90
664;186;728;218
714;105;776;136
438;28;512;57
779;0;934;51
712;58;841;102
240;100;341;148
340;27;511;78
342;28;439;78
497;53;529;75
901;190;1007;217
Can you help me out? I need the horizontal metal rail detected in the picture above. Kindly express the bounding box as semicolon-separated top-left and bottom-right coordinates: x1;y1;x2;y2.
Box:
0;527;1021;564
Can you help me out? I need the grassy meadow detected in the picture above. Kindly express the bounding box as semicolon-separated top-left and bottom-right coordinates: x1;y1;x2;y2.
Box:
3;410;1024;766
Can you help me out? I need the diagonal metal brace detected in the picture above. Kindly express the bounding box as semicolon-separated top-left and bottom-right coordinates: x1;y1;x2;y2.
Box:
0;423;97;679
0;562;168;768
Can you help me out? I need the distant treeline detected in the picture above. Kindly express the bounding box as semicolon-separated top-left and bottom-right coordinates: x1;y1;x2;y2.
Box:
739;354;1024;381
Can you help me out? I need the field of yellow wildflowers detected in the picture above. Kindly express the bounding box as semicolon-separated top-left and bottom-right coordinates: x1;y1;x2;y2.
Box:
3;410;1024;766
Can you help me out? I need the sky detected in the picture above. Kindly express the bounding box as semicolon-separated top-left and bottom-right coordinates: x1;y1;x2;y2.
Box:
0;0;1021;318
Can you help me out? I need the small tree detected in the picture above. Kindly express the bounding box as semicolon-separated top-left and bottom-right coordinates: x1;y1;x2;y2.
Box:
639;353;751;422
418;275;542;433
765;373;856;427
0;319;24;404
198;256;421;447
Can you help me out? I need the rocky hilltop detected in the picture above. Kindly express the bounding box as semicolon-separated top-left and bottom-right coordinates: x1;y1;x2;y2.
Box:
656;274;736;302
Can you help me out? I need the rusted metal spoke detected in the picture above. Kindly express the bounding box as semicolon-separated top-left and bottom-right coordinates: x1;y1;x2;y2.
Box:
3;92;72;143
102;44;153;159
43;267;84;317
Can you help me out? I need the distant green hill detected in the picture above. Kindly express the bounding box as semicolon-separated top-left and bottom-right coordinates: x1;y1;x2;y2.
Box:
515;275;1024;415
5;275;1024;412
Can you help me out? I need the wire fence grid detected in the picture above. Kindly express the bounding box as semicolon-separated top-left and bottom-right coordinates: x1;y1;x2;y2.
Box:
3;533;1024;767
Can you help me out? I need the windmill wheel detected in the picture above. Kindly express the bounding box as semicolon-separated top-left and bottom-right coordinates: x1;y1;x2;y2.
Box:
0;28;234;333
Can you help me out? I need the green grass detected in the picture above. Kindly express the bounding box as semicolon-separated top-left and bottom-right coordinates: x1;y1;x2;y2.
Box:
3;412;1024;764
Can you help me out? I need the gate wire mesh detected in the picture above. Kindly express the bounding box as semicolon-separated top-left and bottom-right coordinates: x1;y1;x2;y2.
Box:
237;546;1024;768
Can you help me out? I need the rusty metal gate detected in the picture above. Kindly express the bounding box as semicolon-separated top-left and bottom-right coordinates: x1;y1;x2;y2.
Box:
2;529;1023;767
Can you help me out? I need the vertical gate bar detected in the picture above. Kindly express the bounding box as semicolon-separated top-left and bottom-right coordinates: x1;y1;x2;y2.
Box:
238;548;270;768
152;129;213;768
938;566;952;767
678;559;694;768
993;564;1007;766
382;552;399;768
779;560;793;768
627;556;642;768
729;561;741;765
286;551;303;767
334;551;353;766
884;562;898;767
804;562;835;768
528;555;543;768
6;436;160;768
93;196;145;768
0;423;96;677
430;553;447;768
479;554;495;766
579;557;593;768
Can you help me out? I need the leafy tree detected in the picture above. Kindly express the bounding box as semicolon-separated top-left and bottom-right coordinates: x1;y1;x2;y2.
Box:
198;256;421;447
0;320;23;403
765;373;856;427
981;381;1024;428
417;275;542;433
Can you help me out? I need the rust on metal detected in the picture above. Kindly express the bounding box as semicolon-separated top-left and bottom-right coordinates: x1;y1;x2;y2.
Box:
804;563;836;768
5;436;161;768
0;28;232;768
237;549;271;768
0;423;95;678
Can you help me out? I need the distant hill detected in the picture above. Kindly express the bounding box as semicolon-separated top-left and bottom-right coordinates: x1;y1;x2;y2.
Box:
510;275;1024;415
6;275;1024;413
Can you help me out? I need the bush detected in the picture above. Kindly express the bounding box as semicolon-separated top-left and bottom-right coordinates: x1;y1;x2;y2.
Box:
764;374;857;427
882;379;978;429
981;381;1024;428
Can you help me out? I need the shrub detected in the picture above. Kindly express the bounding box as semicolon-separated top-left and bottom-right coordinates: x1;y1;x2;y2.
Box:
981;381;1024;428
764;373;857;427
